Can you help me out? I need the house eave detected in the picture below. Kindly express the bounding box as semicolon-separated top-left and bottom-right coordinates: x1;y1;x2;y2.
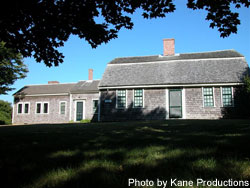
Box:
98;82;243;90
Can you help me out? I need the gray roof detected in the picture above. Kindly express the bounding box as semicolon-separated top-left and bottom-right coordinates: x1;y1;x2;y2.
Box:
14;83;76;95
14;80;100;96
99;50;249;87
70;80;100;94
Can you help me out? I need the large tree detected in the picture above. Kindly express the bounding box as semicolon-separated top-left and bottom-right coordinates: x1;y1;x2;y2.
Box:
0;42;28;94
0;100;12;125
0;0;249;67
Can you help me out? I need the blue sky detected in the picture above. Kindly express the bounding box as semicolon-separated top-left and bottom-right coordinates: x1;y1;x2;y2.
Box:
1;1;250;103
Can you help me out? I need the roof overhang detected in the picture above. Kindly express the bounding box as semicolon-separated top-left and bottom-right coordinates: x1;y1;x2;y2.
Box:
98;82;243;90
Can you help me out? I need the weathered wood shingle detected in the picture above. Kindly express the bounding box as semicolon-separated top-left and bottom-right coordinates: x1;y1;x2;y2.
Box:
99;50;248;87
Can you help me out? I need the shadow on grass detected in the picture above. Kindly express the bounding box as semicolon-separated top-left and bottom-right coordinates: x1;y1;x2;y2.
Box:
0;120;250;188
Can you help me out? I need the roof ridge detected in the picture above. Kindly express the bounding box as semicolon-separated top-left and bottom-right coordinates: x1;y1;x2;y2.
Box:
25;82;77;86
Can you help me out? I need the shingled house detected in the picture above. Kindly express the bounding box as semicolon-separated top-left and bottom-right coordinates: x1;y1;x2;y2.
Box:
12;70;100;124
98;39;249;121
12;39;249;124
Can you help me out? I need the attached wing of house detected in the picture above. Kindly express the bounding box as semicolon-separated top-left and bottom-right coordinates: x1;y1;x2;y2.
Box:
13;77;100;124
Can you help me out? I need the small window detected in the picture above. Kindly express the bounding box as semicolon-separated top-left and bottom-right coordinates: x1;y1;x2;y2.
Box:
43;103;49;114
203;87;214;107
36;103;41;114
18;103;22;114
93;100;98;114
222;87;233;107
117;90;126;108
60;102;66;115
134;89;143;108
24;103;29;114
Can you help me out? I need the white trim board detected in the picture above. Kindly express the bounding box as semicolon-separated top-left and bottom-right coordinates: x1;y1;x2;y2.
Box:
108;57;245;66
99;83;243;90
25;93;69;97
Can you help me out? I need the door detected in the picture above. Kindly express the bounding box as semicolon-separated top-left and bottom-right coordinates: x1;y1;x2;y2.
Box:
169;89;182;118
76;101;84;121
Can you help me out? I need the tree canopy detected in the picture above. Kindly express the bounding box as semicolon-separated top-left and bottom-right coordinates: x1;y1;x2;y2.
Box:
0;0;249;67
0;100;12;125
0;42;28;94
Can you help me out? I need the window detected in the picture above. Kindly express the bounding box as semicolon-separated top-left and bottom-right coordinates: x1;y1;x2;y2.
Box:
24;103;29;114
43;103;49;114
203;87;214;107
18;103;22;114
222;87;233;107
60;102;66;115
36;103;41;114
117;90;126;108
134;89;143;108
93;100;98;114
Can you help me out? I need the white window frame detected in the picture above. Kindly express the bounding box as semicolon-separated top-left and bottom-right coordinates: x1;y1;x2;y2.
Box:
74;100;85;122
23;102;30;114
43;102;49;114
17;102;23;114
35;102;42;114
116;89;127;109
202;87;215;107
35;102;49;114
17;102;30;114
220;86;234;107
92;99;99;114
59;101;67;115
133;89;144;108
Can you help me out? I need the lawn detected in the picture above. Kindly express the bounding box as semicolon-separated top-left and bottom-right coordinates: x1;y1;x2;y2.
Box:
0;120;250;188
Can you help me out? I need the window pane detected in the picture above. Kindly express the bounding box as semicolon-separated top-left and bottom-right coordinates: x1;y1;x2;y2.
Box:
24;103;29;114
36;103;41;113
60;102;65;114
222;87;232;107
93;100;98;114
134;89;143;107
117;90;126;108
203;87;214;107
43;103;48;113
18;104;22;114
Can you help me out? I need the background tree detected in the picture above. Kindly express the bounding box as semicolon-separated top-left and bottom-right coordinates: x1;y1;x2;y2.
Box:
0;100;12;125
0;0;249;66
0;42;28;94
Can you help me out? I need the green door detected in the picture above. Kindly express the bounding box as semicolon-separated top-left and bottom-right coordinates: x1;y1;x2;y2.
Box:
169;89;182;118
76;101;84;121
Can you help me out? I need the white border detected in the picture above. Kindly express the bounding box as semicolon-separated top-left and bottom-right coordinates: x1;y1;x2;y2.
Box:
132;89;144;108
220;86;234;107
116;89;127;109
182;88;186;119
165;89;169;119
202;87;215;107
92;99;99;114
74;100;85;122
17;102;23;114
98;91;101;122
43;102;49;114
108;57;245;66
24;102;30;114
99;82;242;90
35;102;42;114
59;101;67;115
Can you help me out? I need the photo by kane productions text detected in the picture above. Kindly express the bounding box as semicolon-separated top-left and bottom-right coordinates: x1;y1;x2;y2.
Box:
128;178;249;187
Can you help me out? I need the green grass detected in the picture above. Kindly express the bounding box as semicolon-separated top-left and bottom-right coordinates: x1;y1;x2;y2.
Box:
0;120;250;188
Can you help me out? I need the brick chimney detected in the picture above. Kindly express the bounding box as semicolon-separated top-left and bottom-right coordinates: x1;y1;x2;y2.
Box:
88;69;93;80
163;38;175;56
48;81;59;84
